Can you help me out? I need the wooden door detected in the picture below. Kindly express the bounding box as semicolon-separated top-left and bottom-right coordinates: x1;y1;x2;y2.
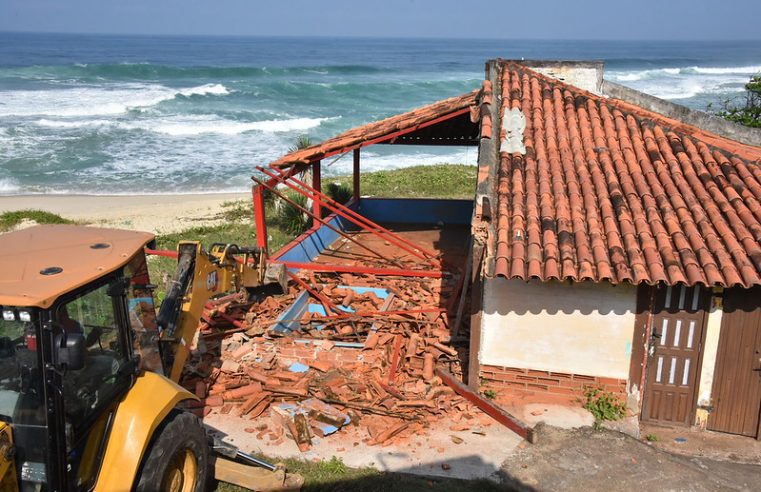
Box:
708;287;761;438
641;284;708;426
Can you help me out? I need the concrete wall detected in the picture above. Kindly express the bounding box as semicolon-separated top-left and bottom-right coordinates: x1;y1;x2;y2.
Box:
603;80;761;147
515;60;604;94
480;278;637;380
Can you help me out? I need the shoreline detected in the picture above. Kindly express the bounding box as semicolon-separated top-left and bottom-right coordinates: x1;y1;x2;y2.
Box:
0;192;250;234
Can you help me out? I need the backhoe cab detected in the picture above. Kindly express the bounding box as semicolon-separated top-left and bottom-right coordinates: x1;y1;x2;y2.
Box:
0;225;290;491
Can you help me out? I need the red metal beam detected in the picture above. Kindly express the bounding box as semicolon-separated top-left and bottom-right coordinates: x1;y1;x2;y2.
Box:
353;148;360;202
286;271;345;317
276;107;472;167
252;184;268;252
436;368;535;442
252;175;403;268
276;261;443;278
312;160;321;227
262;166;440;266
145;248;179;259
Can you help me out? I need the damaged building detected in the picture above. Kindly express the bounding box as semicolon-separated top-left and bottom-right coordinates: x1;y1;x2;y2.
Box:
185;59;761;461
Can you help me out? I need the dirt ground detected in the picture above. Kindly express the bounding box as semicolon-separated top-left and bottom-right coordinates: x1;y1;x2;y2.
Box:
499;424;761;492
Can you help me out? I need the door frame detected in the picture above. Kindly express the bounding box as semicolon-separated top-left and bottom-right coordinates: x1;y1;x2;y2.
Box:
630;283;710;427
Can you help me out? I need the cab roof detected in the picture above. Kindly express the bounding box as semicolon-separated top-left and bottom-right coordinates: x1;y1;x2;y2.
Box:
0;225;155;309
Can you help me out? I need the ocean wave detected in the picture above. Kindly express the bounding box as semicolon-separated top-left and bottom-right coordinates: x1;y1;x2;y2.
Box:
129;116;331;136
0;83;231;117
608;66;754;100
0;178;20;194
0;63;389;82
33;115;332;136
609;65;761;82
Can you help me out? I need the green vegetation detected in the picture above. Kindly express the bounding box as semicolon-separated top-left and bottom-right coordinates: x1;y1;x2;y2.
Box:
582;387;627;430
275;191;310;235
290;134;314;152
333;164;476;199
0;209;73;231
215;455;510;492
483;389;498;400
645;433;659;442
717;75;761;128
324;182;353;205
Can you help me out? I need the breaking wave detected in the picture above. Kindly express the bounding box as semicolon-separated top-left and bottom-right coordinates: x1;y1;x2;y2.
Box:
34;115;331;136
0;83;231;117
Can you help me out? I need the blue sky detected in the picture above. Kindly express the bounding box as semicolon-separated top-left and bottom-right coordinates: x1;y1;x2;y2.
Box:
1;0;760;40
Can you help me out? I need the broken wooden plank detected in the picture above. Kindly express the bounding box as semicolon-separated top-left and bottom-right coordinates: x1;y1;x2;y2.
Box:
212;457;303;491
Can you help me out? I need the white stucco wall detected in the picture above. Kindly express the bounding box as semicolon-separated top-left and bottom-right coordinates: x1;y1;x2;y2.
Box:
480;278;638;379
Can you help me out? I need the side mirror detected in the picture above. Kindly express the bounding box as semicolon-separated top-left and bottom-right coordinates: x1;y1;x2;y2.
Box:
55;333;86;371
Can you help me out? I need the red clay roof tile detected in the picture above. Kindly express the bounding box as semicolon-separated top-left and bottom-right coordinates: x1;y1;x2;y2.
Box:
490;61;761;288
269;89;480;168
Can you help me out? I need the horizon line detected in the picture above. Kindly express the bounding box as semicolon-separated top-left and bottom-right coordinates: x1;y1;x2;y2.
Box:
2;29;761;44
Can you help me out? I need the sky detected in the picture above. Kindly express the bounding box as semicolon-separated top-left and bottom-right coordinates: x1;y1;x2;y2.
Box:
0;0;760;40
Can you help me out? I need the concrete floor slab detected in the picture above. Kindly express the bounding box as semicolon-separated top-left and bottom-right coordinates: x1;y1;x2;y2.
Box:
204;410;523;481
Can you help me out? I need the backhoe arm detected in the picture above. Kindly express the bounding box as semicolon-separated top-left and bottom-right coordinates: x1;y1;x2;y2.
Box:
156;241;286;382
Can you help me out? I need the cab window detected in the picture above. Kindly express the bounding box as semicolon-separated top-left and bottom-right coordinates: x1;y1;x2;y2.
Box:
58;281;130;428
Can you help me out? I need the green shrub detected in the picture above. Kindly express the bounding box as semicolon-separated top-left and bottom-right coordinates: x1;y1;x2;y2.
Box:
582;386;627;429
276;191;309;235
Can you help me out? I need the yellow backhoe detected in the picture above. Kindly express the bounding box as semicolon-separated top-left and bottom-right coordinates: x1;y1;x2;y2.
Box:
0;224;301;491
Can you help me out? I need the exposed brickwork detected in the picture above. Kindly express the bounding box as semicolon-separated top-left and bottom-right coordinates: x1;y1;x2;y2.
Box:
479;364;627;402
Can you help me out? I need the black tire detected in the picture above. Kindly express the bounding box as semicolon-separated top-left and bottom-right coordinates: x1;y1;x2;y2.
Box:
134;410;210;492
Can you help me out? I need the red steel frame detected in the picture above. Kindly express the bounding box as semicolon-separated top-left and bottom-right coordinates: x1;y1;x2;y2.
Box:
252;175;404;268
276;261;442;278
260;166;440;267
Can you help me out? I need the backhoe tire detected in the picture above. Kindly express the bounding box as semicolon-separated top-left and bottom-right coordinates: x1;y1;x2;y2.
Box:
135;410;209;492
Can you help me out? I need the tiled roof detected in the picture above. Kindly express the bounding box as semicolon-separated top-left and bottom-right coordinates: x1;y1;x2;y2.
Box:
488;61;761;288
270;90;480;168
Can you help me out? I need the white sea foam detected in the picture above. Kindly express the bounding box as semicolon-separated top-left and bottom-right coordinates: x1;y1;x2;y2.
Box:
608;66;754;100
687;65;761;75
0;83;232;117
176;83;230;97
120;115;331;136
0;178;20;194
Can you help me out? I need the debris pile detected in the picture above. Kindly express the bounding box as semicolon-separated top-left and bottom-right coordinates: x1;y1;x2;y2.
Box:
180;270;487;450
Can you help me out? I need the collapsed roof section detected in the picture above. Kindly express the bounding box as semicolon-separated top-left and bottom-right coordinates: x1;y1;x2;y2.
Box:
480;60;761;288
269;90;482;168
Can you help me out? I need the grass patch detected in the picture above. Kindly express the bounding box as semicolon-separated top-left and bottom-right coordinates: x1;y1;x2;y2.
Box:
332;164;476;199
215;456;510;492
0;209;74;231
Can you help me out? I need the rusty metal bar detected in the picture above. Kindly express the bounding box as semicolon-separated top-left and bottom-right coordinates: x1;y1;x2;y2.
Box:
436;368;535;442
265;165;440;263
312;160;321;227
276;261;443;278
252;184;268;252
252;175;403;268
261;166;440;266
145;248;179;258
286;271;345;317
353;148;360;202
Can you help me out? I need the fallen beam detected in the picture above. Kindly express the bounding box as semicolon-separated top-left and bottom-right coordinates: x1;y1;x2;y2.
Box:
276;261;443;278
436;367;535;443
212;457;303;491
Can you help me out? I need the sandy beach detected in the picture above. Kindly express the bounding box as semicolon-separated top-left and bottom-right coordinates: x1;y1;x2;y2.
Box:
0;192;250;234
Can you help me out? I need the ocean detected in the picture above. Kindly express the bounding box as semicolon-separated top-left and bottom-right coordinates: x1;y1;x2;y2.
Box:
0;32;759;195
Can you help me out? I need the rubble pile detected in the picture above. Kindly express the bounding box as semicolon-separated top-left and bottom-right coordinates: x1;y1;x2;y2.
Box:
180;270;487;450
